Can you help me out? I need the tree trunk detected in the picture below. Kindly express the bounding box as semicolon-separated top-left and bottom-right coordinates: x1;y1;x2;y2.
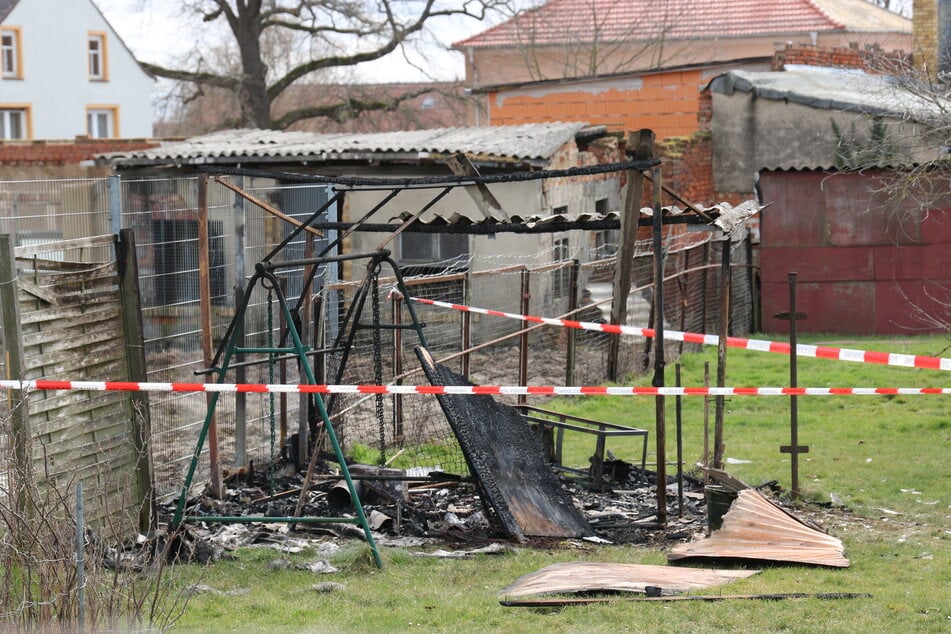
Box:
236;7;271;128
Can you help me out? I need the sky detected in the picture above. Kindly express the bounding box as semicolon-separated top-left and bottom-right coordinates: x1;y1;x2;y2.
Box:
94;1;529;84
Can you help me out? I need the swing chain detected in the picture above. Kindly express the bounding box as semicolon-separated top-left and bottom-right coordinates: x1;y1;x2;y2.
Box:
370;264;387;466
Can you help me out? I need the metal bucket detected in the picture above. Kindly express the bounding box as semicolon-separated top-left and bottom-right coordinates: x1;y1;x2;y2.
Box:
705;485;738;532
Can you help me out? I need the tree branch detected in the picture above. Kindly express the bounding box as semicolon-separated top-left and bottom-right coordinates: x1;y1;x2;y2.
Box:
140;62;240;90
271;88;434;129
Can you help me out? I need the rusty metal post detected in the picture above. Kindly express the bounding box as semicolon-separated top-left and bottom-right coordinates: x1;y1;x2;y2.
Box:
278;277;288;449
713;237;731;470
298;230;315;467
519;268;531;406
392;292;405;444
777;272;809;497
675;363;684;518
566;259;580;385
197;174;223;498
650;165;667;526
703;360;711;485
462;270;471;377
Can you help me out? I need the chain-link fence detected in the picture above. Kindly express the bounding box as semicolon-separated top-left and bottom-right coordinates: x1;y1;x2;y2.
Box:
0;175;755;495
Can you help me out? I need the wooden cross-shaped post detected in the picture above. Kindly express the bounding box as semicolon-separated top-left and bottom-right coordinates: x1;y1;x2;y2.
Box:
775;272;809;497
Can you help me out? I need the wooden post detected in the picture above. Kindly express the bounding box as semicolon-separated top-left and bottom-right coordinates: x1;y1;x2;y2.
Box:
197;174;223;498
608;130;654;381
713;237;731;470
0;234;32;518
650;165;667;526
116;229;156;533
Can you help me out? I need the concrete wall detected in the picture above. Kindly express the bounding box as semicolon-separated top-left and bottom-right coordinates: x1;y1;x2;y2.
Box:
711;91;940;193
1;0;153;139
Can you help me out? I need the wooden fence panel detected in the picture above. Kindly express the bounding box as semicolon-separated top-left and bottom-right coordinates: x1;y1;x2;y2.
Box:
0;233;152;535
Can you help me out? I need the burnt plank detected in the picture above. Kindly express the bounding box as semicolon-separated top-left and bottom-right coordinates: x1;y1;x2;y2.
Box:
416;347;591;540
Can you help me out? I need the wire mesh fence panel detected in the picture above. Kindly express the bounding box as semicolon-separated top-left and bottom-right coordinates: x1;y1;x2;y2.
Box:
0;174;758;494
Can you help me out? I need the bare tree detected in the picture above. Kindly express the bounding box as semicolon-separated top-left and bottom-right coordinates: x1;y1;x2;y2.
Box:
142;0;513;130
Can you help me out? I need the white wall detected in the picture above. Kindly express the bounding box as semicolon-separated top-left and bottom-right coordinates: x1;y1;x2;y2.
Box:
1;0;153;138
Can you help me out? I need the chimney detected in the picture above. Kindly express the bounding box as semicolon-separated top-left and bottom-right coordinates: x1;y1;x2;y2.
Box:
913;0;951;76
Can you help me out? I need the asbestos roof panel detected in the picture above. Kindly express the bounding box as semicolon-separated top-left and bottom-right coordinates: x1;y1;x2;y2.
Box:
103;122;591;165
709;65;949;124
454;0;908;49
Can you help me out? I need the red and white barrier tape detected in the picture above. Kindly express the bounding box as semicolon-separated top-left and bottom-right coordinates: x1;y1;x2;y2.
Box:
410;297;951;372
0;379;947;396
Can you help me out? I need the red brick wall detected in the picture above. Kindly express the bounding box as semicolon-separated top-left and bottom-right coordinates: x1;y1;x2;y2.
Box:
0;139;160;166
488;69;706;142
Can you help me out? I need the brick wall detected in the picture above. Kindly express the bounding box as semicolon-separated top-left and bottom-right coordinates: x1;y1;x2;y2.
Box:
488;69;706;142
772;42;910;73
913;0;939;74
0;138;160;166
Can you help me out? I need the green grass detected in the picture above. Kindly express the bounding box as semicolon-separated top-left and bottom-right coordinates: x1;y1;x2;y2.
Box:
170;334;950;633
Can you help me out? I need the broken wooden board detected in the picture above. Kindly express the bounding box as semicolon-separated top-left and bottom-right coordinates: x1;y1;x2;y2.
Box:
500;562;759;598
416;347;591;540
668;488;850;567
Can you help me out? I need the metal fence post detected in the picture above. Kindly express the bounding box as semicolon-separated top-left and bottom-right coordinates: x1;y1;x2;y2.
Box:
518;268;530;406
566;259;580;386
233;176;248;467
107;174;122;234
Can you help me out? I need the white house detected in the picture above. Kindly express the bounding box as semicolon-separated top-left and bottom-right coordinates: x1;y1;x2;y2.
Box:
0;0;153;140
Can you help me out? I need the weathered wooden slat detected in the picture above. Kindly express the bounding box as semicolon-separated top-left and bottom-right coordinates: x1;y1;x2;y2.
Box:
17;279;62;306
20;294;118;319
14;234;114;257
30;390;126;422
19;263;117;286
23;329;124;360
26;355;126;383
37;422;132;459
21;322;124;355
22;314;122;347
20;302;120;326
22;282;118;304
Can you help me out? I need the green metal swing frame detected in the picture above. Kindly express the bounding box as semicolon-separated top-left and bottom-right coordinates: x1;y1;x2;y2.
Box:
170;249;429;569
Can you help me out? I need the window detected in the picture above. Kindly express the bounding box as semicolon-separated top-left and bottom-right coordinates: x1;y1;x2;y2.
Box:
0;107;29;139
1;27;22;78
86;106;118;138
88;32;108;80
399;232;468;265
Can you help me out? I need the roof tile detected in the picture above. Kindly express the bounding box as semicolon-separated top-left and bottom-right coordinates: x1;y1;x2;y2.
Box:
454;0;908;49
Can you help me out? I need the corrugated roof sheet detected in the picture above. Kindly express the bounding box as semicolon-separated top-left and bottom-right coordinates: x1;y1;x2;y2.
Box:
709;65;949;124
394;205;708;227
454;0;908;49
102;122;593;166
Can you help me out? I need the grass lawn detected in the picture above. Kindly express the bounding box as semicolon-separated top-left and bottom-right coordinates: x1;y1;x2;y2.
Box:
170;334;950;633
